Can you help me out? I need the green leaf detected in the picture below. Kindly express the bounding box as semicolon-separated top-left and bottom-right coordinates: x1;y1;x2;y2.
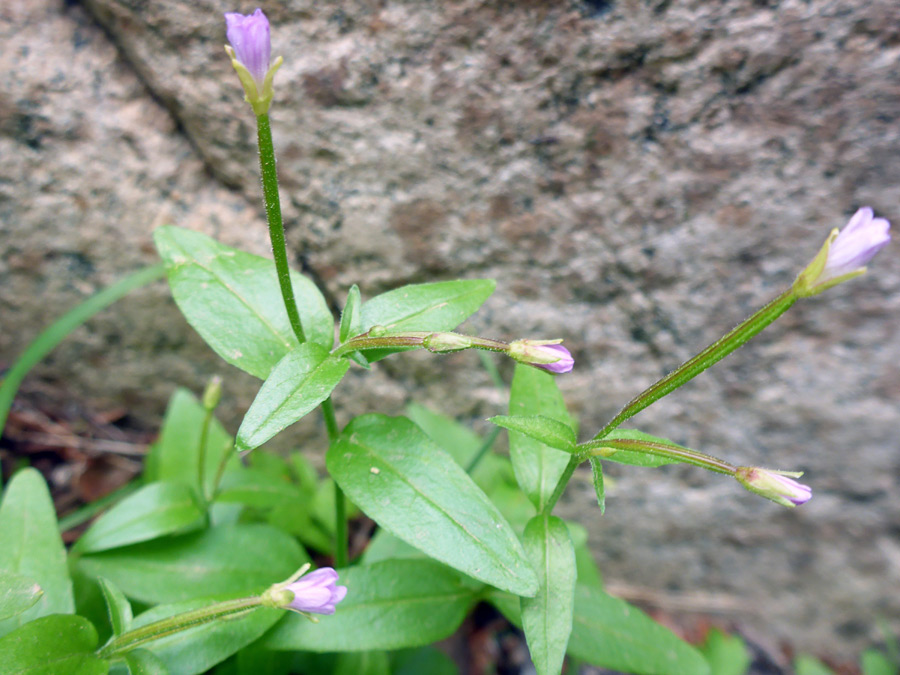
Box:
0;614;106;675
215;469;305;510
521;516;576;675
334;651;390;675
568;584;710;675
236;344;350;452
406;402;509;492
126;599;281;675
74;482;205;554
490;415;576;453
795;654;836;675
0;570;42;622
98;578;132;637
358;279;495;361
124;649;169;675
77;524;307;605
0;469;73;637
327;415;538;596
144;389;236;497
508;365;573;511
699;629;750;675
339;284;362;343
263;559;480;651
861;649;897;675
154;226;333;379
593;429;684;467
589;458;606;514
392;647;459;675
360;530;427;565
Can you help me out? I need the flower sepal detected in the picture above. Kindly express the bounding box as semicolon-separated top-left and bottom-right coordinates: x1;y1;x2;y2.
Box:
225;46;283;116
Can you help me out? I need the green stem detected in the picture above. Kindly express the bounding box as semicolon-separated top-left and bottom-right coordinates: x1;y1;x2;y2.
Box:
593;289;796;440
210;439;235;499
577;438;736;475
464;427;502;474
256;113;305;346
97;596;261;660
541;455;580;516
320;397;347;567
0;263;165;445
197;408;213;502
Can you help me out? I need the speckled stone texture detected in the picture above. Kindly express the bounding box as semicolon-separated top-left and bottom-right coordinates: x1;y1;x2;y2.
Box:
1;0;898;659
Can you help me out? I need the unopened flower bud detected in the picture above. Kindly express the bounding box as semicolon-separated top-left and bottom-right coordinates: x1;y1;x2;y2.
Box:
734;466;812;507
508;340;574;374
202;376;223;411
224;9;283;115
793;207;891;297
423;332;474;353
262;564;347;616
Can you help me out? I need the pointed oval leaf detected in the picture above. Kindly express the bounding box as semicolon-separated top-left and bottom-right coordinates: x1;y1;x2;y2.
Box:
521;516;576;675
77;524;307;605
263;559;480;652
0;469;73;637
508;366;574;511
339;284;362;343
0;614;105;675
568;584;710;675
589;458;606;514
74;482;205;554
236;344;350;452
154;226;333;379
327;415;538;596
98;578;133;636
358;280;495;361
0;571;42;622
144;388;236;497
490;415;576;452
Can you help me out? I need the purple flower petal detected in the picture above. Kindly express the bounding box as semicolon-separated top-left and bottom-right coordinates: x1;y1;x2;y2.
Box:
225;8;271;88
822;207;891;280
284;567;348;615
532;344;575;374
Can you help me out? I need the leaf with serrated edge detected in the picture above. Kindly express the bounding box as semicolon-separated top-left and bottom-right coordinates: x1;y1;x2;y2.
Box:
327;415;538;596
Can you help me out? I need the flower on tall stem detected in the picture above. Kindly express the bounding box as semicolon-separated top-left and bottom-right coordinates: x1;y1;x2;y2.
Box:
794;207;891;297
508;339;574;374
224;8;283;115
734;467;812;507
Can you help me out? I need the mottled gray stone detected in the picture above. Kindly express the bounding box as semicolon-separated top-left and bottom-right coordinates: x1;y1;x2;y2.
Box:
1;0;898;658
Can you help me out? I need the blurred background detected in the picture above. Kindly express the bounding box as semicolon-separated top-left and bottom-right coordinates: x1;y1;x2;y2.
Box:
1;0;898;667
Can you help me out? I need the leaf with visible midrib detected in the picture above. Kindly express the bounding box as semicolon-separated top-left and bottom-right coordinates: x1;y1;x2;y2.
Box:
154;226;333;379
327;414;538;596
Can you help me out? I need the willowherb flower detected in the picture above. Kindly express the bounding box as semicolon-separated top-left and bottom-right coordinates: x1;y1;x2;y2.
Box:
224;9;283;115
794;207;891;297
508;340;574;374
283;567;347;615
734;466;812;507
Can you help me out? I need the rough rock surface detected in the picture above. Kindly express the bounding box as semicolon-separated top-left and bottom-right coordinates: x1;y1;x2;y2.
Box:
2;0;898;658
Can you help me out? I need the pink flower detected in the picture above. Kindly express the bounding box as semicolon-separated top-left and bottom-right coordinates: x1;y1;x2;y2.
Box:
735;467;812;507
794;207;891;296
821;207;891;282
224;9;271;90
508;340;574;374
284;567;347;615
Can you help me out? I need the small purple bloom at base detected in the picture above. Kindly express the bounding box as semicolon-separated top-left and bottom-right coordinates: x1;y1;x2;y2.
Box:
285;567;347;615
823;207;891;280
735;467;812;507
